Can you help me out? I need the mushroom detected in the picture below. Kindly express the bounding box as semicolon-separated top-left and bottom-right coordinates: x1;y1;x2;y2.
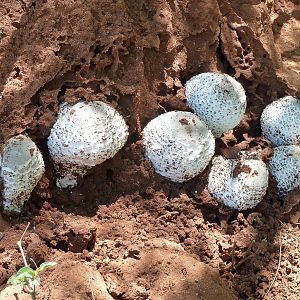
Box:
47;100;129;188
208;153;269;210
269;145;300;198
260;96;300;146
185;72;247;138
0;135;45;213
142;111;215;182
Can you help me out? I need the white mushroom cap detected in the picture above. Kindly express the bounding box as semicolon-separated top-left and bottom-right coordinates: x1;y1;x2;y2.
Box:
269;145;300;198
142;111;215;183
185;73;247;137
47;101;129;188
208;154;269;210
261;96;300;146
0;135;45;213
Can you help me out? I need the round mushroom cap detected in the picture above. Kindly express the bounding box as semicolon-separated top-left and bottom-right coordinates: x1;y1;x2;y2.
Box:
269;145;300;198
185;72;247;137
47;100;129;188
142;111;215;183
261;96;300;146
0;135;45;213
208;154;269;210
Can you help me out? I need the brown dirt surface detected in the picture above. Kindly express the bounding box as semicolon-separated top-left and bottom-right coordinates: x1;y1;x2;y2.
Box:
1;0;300;299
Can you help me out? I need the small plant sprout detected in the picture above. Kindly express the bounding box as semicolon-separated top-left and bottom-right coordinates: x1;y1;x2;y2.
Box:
7;223;57;299
7;262;57;299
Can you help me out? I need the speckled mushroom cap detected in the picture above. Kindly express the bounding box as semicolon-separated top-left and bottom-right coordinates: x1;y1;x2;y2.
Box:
0;135;45;213
48;100;129;189
142;111;215;183
208;154;269;210
269;145;300;198
260;96;300;146
185;72;247;138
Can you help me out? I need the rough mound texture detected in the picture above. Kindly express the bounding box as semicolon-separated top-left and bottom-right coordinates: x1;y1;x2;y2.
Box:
208;154;269;210
0;135;44;213
1;0;300;299
38;260;114;300
105;238;237;300
48;101;128;188
1;238;237;300
143;111;215;182
269;145;300;198
0;285;32;300
185;73;246;137
261;96;300;146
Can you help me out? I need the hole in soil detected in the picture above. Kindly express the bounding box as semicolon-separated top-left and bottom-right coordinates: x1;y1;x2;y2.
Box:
30;91;41;106
172;85;180;96
3;262;9;269
89;45;94;52
110;293;124;300
128;131;140;143
164;205;173;212
93;45;102;56
227;140;236;147
86;234;96;252
72;64;81;72
13;67;20;78
106;94;117;103
227;212;239;224
179;70;188;85
57;84;67;102
57;35;66;42
89;61;96;70
56;240;68;252
158;83;168;96
139;191;153;200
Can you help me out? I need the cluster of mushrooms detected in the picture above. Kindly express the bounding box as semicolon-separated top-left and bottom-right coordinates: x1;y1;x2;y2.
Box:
0;73;299;214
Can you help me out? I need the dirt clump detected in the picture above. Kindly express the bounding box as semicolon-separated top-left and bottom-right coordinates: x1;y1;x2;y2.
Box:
104;238;237;300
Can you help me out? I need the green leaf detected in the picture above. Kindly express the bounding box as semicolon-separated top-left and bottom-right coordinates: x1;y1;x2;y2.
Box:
7;274;24;285
37;261;57;273
7;273;30;285
16;266;35;277
7;267;36;286
15;272;33;280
